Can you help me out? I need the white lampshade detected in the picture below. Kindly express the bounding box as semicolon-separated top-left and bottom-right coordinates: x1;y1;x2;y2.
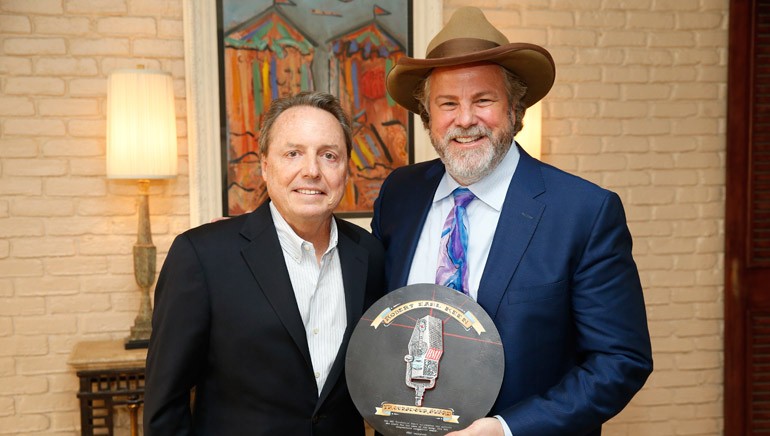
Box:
515;101;542;160
106;68;178;179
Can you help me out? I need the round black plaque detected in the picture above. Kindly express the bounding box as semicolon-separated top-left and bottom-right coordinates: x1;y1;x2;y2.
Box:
346;284;504;436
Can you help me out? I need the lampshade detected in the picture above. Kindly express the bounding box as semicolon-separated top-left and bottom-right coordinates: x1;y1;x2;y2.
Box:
106;68;178;179
515;101;542;159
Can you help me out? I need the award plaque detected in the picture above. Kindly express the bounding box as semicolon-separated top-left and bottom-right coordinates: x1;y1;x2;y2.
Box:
346;284;504;436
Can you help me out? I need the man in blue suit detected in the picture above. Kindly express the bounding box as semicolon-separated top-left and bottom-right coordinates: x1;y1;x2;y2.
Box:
372;7;653;436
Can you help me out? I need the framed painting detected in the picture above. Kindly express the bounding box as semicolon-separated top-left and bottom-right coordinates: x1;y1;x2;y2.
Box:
217;0;414;217
181;0;440;227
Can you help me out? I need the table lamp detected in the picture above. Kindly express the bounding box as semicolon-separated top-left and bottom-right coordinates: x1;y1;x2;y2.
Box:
106;67;177;349
516;101;542;159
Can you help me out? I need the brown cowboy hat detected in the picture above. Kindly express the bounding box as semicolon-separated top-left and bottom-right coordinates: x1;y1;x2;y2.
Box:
386;6;556;115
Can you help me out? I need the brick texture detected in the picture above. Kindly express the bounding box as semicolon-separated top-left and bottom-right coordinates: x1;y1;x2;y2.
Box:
0;1;726;435
0;0;188;434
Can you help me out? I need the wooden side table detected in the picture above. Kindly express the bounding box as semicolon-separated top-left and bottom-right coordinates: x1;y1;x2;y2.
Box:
68;340;147;436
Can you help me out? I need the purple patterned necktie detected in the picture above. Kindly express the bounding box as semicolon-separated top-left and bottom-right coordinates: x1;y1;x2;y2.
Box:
436;188;476;295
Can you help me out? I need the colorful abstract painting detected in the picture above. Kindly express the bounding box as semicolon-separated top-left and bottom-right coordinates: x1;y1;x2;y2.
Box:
218;0;412;216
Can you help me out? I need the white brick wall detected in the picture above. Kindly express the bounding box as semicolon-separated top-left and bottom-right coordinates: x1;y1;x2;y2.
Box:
0;0;727;434
0;0;188;433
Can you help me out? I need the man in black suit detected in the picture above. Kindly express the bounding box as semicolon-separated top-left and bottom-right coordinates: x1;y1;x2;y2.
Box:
143;91;385;435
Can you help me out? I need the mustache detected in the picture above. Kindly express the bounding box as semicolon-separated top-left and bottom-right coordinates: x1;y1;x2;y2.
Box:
444;126;493;141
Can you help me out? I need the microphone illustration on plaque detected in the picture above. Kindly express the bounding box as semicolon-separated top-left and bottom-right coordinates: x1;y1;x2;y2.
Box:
404;315;444;407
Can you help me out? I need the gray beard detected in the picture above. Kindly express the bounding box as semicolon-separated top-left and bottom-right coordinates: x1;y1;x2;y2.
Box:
430;120;515;185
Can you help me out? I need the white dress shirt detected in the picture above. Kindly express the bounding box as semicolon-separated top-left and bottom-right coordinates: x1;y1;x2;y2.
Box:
406;143;519;436
270;202;347;395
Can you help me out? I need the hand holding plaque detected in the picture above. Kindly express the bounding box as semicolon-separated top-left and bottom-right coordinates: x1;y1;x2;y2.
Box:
346;284;504;436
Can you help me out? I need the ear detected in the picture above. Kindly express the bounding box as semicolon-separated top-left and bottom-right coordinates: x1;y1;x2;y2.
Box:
260;154;268;180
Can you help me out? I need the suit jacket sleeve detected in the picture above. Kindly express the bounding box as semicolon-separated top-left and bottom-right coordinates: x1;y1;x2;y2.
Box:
143;233;210;436
498;191;652;435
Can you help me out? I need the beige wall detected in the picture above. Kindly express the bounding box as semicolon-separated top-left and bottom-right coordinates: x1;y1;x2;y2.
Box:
0;0;727;434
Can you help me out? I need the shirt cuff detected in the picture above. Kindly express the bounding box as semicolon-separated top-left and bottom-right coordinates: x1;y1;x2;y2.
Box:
494;415;513;436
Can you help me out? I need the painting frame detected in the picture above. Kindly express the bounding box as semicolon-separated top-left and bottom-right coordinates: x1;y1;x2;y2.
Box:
182;0;441;226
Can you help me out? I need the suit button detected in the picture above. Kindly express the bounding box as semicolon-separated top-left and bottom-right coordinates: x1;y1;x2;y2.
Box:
312;415;319;423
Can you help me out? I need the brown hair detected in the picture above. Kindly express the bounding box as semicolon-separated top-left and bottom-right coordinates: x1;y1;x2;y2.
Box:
258;91;353;158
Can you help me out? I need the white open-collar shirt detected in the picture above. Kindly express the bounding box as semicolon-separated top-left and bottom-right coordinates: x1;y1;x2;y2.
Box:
270;202;346;395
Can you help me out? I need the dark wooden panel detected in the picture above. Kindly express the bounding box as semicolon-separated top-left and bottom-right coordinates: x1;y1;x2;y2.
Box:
726;0;770;434
752;0;770;266
752;312;770;432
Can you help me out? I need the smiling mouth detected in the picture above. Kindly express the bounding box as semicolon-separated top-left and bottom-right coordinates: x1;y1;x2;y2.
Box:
452;135;485;144
296;189;324;195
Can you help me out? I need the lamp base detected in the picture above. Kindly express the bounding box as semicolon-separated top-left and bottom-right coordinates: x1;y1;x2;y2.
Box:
124;337;150;350
124;181;156;352
124;320;152;350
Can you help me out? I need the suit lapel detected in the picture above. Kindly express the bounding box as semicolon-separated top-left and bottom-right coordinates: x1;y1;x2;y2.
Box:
336;222;367;332
391;161;444;289
477;148;546;319
317;220;368;407
239;204;313;370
